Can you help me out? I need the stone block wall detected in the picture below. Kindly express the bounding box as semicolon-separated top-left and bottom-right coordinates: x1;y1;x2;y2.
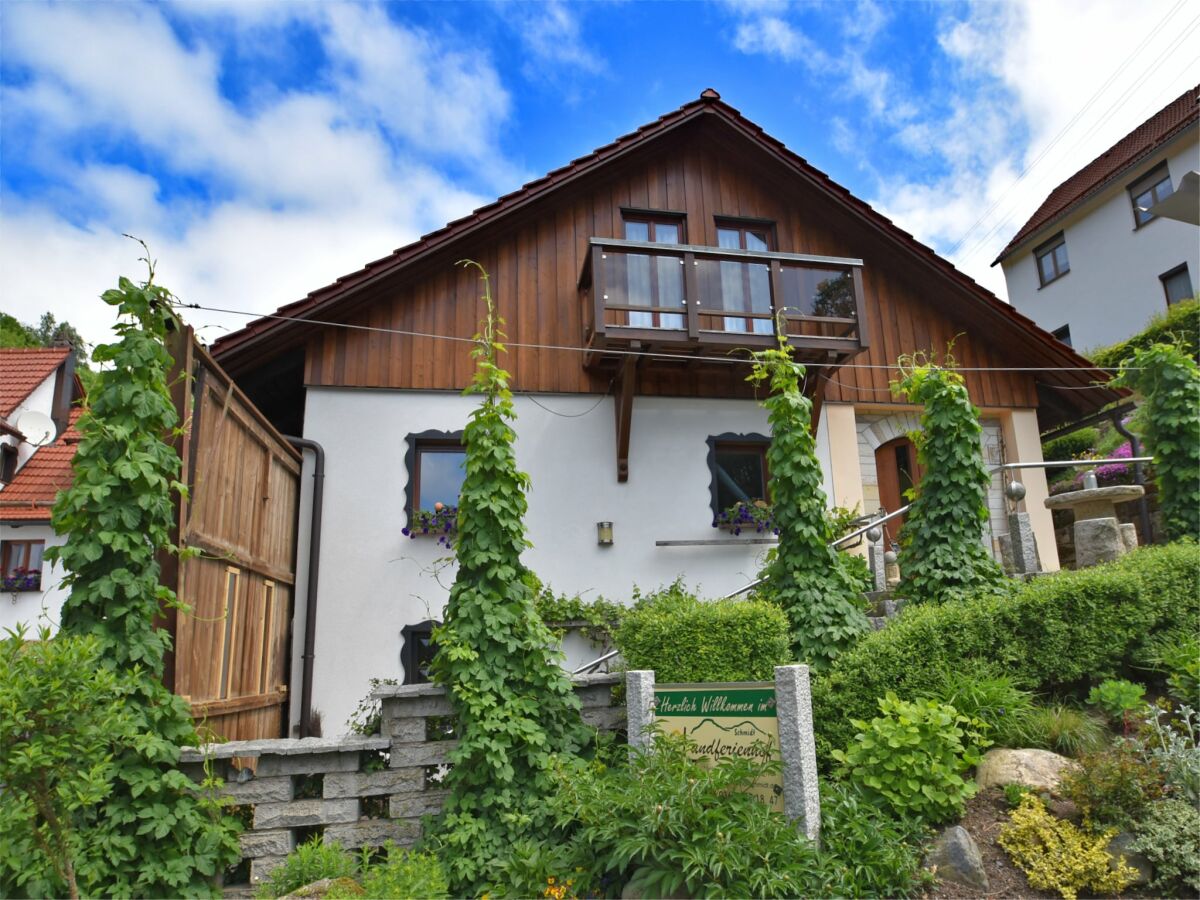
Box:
180;673;621;885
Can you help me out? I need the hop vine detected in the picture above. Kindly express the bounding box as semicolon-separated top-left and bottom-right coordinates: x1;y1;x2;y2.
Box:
428;261;590;895
890;350;1004;604
748;321;868;670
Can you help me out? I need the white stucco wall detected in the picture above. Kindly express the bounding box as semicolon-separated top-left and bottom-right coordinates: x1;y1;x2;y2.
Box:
5;376;59;472
0;524;68;636
1002;130;1199;353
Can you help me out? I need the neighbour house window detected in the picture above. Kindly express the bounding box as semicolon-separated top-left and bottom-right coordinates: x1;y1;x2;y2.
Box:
716;220;775;334
404;430;466;534
0;444;16;483
622;212;686;329
401;619;440;685
1;539;44;591
1035;233;1070;287
1051;324;1073;347
1160;263;1194;306
1129;164;1173;227
706;434;771;522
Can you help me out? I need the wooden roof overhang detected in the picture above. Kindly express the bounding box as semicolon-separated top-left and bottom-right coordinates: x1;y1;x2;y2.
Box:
211;90;1124;429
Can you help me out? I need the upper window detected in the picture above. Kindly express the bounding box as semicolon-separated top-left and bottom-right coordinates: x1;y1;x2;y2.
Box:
2;539;44;592
404;430;465;539
1035;233;1070;287
715;220;775;335
707;434;770;523
1161;264;1194;306
0;444;16;484
1129;164;1173;228
622;212;686;330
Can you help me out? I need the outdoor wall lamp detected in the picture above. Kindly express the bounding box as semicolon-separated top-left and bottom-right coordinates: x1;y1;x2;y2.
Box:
596;521;614;546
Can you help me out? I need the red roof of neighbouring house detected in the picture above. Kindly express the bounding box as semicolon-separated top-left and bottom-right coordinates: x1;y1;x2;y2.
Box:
994;84;1200;264
0;407;83;522
0;347;71;419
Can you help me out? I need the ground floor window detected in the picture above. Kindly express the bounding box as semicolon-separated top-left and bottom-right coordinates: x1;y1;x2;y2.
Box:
707;433;771;523
1;539;44;591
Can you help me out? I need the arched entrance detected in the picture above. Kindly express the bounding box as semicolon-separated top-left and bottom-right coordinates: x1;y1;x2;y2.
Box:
875;435;922;542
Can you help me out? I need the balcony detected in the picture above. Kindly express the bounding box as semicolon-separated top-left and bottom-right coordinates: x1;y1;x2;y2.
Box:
579;237;868;370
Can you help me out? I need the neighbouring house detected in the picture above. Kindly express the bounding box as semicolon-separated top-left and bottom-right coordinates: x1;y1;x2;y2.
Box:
211;89;1122;735
994;84;1199;353
0;347;83;634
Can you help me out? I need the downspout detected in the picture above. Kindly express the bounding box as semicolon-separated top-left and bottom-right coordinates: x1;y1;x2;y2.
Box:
285;436;325;738
1110;413;1152;544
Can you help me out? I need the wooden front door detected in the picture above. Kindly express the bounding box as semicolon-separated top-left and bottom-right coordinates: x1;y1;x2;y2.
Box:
875;436;922;542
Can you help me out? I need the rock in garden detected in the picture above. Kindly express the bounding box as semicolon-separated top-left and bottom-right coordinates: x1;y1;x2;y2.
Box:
924;825;989;891
1108;832;1153;887
976;748;1081;794
281;877;364;898
1046;797;1082;823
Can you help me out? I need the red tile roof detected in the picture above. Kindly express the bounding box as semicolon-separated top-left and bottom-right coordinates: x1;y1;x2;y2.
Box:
995;84;1200;264
0;347;70;419
211;89;1123;417
0;407;82;522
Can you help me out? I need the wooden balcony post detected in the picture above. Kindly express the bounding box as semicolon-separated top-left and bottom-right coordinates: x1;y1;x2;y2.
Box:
684;251;699;340
593;243;607;338
769;259;784;338
851;266;868;349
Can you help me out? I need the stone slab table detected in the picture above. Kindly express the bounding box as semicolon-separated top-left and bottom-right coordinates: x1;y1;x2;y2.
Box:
1044;484;1144;568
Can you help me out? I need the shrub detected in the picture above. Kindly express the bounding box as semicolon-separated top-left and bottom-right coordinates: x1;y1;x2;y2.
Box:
1140;704;1200;805
998;794;1137;900
891;353;1005;605
1005;704;1108;758
1042;427;1100;463
1089;296;1199;369
1112;342;1200;539
1004;783;1033;809
254;838;358;899
925;663;1035;747
831;693;989;824
614;582;791;684
1147;631;1200;705
747;329;869;669
1087;679;1147;730
357;847;448;900
1061;741;1165;830
1129;798;1200;896
812;543;1200;761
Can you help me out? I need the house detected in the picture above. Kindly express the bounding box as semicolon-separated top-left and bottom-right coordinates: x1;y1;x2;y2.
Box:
211;90;1121;735
994;85;1199;353
0;347;83;634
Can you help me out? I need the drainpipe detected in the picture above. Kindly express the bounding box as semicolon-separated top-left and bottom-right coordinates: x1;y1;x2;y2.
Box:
286;436;325;738
1110;413;1152;544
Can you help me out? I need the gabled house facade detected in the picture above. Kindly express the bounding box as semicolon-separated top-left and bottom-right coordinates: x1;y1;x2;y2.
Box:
0;347;83;634
212;90;1121;734
995;85;1199;353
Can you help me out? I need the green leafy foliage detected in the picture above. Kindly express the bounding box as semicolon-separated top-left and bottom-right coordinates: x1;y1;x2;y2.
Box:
925;663;1036;748
832;693;989;824
747;328;868;669
1140;704;1200;805
1147;633;1200;704
529;575;624;645
1089;296;1199;369
613;581;791;684
1042;427;1100;463
1129;798;1200;896
427;262;590;895
812;542;1200;764
42;267;240;897
356;847;448;900
1112;342;1200;539
1087;679;1147;728
0;627;134;898
254;838;358;899
998;794;1137;900
890;352;1005;604
1005;704;1108;758
1062;741;1165;830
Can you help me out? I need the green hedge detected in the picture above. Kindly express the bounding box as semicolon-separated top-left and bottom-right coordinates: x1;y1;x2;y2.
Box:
614;583;791;684
1089;297;1199;369
813;543;1200;761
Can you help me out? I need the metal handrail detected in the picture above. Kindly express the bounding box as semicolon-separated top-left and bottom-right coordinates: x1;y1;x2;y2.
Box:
569;454;1155;674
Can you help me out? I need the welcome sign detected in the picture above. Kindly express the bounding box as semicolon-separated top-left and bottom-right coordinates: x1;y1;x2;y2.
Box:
653;682;784;812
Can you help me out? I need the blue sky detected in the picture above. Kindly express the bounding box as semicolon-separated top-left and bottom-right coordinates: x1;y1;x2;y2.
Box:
1;0;1196;349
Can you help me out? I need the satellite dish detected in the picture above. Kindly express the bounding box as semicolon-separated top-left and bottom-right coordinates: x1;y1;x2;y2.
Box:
14;410;56;447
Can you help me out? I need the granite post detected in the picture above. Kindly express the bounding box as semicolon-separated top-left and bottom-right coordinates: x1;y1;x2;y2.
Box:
625;670;657;752
1006;511;1041;575
869;538;887;592
774;664;821;844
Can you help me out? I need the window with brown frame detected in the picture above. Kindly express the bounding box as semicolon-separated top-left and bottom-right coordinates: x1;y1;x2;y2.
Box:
1;539;44;591
0;444;16;484
1160;263;1194;306
715;219;775;334
1129;164;1173;227
1035;233;1070;287
403;430;466;536
621;212;686;329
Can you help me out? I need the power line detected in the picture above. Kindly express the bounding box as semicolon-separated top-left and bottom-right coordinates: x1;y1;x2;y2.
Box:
174;300;1134;375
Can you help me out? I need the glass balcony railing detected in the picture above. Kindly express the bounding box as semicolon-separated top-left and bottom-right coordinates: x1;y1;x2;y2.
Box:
580;238;866;353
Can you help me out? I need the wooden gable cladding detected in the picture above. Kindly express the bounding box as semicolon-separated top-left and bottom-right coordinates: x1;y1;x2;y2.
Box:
304;121;1039;409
